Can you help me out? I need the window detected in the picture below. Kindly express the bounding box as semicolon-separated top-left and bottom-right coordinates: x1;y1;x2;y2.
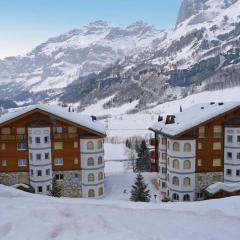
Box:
29;137;32;144
213;142;222;150
167;141;170;149
162;153;167;160
16;128;25;135
37;170;42;177
18;159;27;166
237;153;240;160
198;142;203;150
88;189;95;197
227;152;233;160
35;137;41;144
30;169;33;176
213;125;222;138
46;185;51;191
54;127;62;134
0;143;6;151
54;158;63;166
198;159;202;167
45;153;49;160
36;154;41;160
226;169;232;176
184;143;191;152
184;160;191;169
98;172;103;180
162;137;167;145
74;141;78;148
172;193;179;201
54;142;63;150
75;173;80;178
38;186;43;193
1;160;7;166
46;169;50;176
162;167;167;174
30;153;33;161
213;159;221;167
55;174;64;180
68;127;77;134
44;136;49;144
98;156;103;165
172;176;179;186
238;136;240;143
183;177;191;186
87;141;94;150
74;158;79;165
199;126;205;138
197;193;203;199
17;143;27;150
183;194;190;202
167;158;170;165
87;158;94;166
97;140;103;149
173;159;179;169
88;173;95;182
98;187;103;196
162;182;166;188
173;142;180;151
227;135;233;143
1;128;11;135
236;170;240;176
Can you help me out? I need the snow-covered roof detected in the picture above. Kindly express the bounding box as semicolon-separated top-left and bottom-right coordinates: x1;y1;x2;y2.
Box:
0;104;106;136
151;102;240;136
205;182;240;195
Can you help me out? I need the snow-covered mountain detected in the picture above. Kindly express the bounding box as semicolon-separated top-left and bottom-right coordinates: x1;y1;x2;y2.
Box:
60;0;240;111
0;20;167;101
1;0;240;110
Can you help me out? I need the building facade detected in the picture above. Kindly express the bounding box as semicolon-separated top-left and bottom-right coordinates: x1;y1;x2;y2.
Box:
0;105;106;198
150;102;240;201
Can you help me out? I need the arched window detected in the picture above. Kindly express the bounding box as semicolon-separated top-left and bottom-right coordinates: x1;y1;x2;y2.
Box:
172;176;179;186
98;172;103;180
97;140;103;149
172;193;179;201
87;141;94;150
87;157;94;166
184;160;191;169
184;143;191;152
183;177;191;186
173;159;180;169
173;142;180;152
88;173;95;182
98;156;103;165
98;187;103;196
88;189;95;197
183;194;190;201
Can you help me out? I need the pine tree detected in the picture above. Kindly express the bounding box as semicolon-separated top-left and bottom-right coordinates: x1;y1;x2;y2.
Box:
130;173;151;202
136;140;151;171
49;177;62;197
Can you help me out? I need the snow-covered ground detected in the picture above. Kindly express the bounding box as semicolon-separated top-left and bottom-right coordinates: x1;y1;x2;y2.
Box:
0;182;240;240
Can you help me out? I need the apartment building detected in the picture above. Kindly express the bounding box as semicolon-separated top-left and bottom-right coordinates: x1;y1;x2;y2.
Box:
149;102;240;201
0;105;106;198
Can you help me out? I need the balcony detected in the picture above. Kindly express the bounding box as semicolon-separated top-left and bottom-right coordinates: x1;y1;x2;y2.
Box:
149;138;159;146
150;150;159;160
0;134;27;141
53;133;78;140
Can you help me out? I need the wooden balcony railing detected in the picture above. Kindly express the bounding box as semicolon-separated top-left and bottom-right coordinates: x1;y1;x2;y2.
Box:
0;134;27;141
149;138;159;146
53;133;78;139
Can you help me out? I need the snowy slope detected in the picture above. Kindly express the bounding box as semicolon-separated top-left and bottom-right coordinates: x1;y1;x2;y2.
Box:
0;184;240;240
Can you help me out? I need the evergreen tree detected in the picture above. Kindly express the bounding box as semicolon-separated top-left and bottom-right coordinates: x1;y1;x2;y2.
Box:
136;140;151;171
49;177;62;197
130;173;151;202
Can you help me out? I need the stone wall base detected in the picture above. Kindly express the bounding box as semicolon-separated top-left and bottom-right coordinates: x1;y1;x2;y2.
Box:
0;172;29;186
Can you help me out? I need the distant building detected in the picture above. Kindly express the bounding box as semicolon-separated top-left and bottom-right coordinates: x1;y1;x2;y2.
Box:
0;105;106;198
149;102;240;201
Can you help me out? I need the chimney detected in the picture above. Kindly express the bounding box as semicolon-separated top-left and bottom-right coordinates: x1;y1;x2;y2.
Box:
165;115;176;124
91;116;97;121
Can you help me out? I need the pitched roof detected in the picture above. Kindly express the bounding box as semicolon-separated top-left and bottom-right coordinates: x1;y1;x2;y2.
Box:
0;104;106;136
151;102;240;137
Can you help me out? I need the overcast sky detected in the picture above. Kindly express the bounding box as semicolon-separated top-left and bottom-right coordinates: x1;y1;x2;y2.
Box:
0;0;181;58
